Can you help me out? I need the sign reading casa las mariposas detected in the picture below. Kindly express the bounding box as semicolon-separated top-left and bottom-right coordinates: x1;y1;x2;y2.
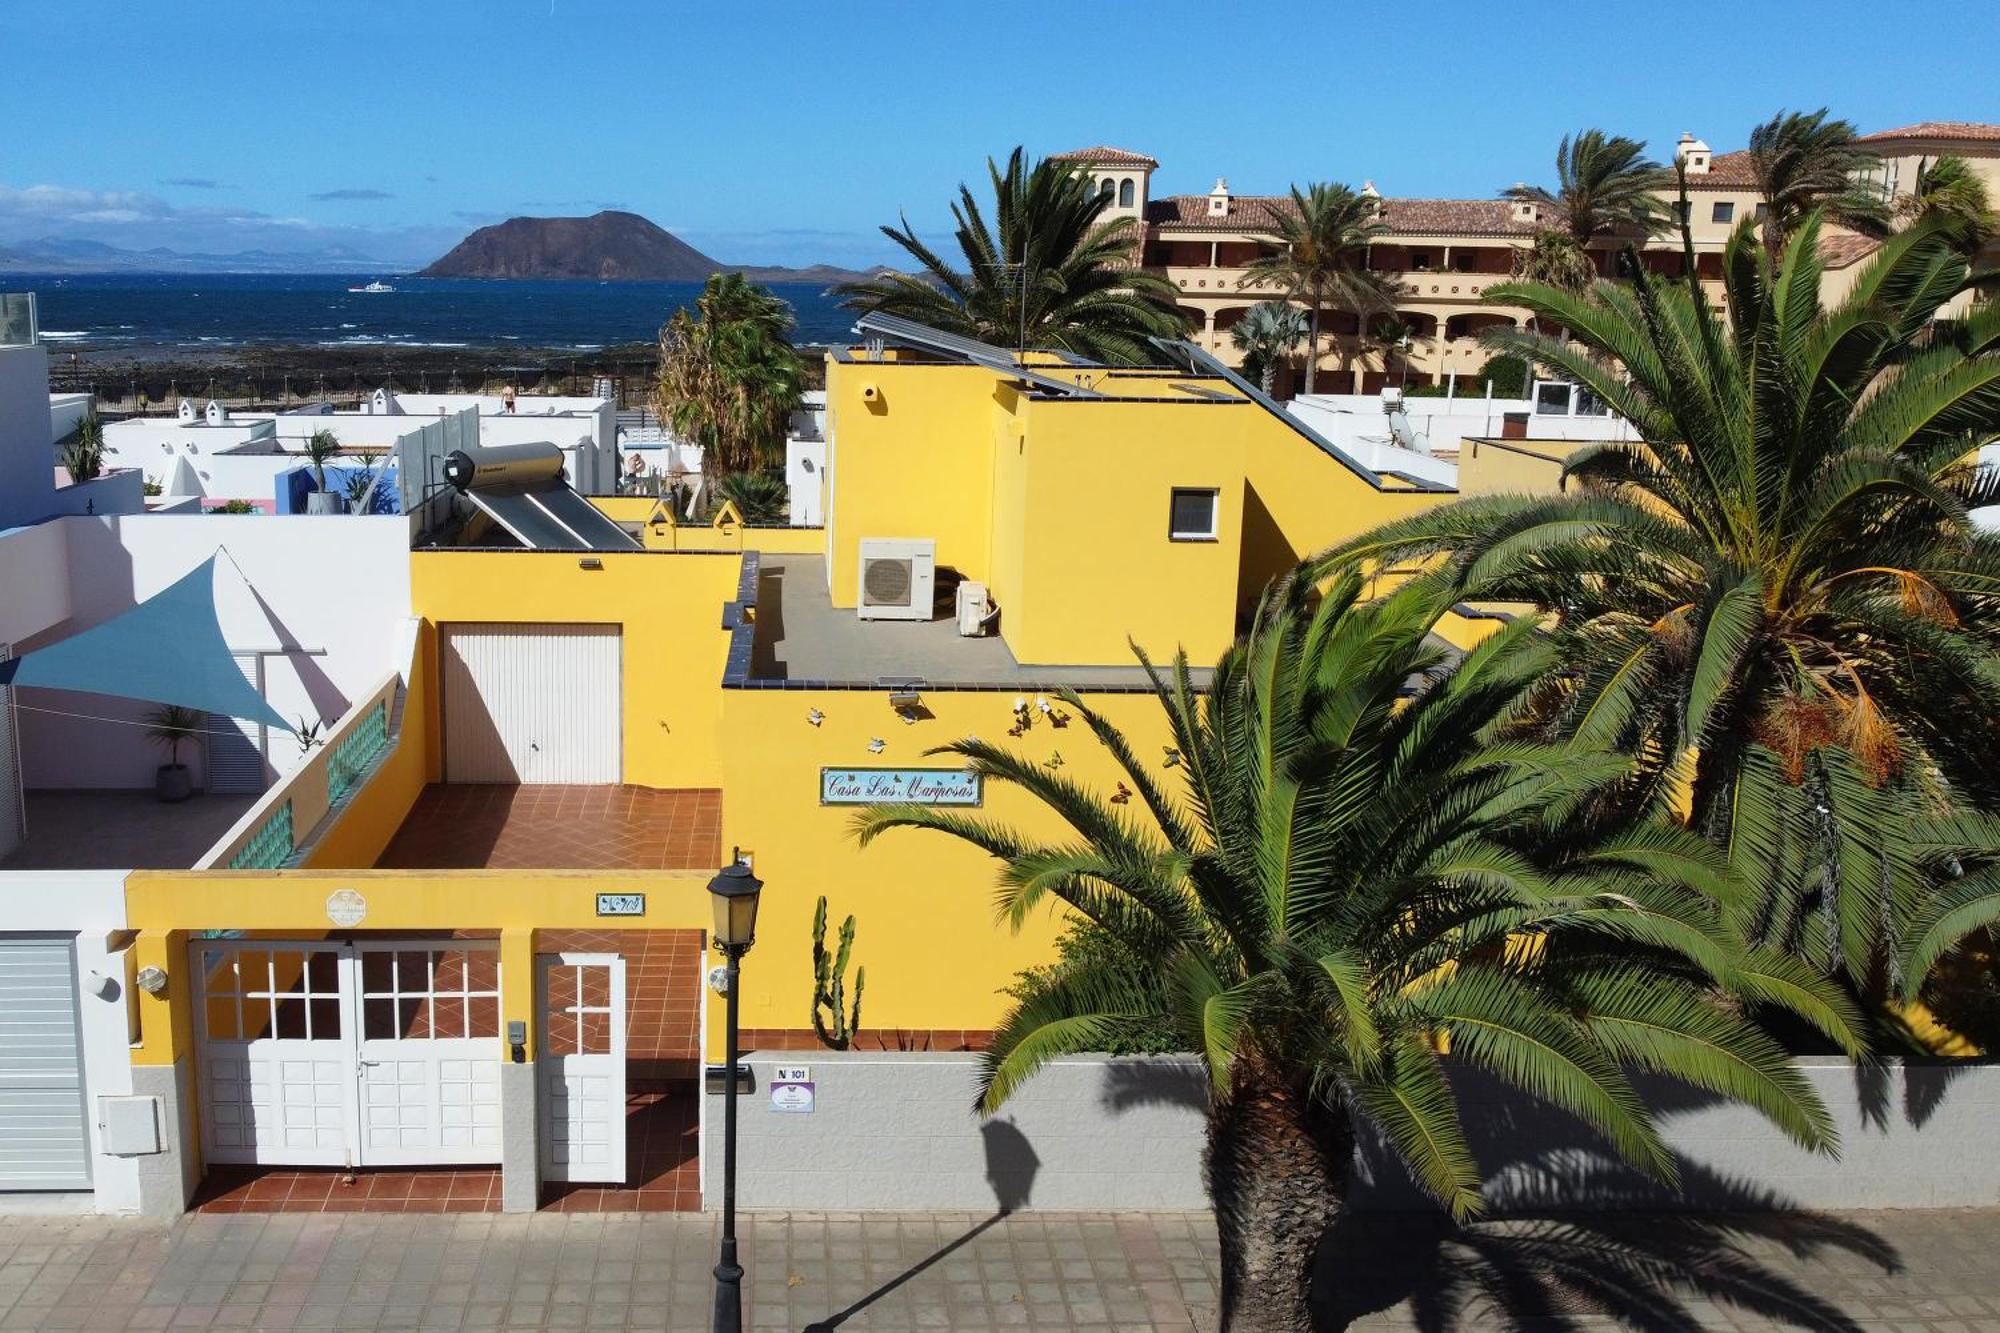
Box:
819;766;982;806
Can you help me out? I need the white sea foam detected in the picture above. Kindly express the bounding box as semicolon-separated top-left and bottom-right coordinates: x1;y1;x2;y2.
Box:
39;330;89;340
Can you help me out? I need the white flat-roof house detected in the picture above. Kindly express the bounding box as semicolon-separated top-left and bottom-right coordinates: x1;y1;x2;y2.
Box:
0;292;415;1215
99;387;619;509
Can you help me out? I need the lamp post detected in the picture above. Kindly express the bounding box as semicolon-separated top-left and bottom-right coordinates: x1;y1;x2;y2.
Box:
707;860;762;1333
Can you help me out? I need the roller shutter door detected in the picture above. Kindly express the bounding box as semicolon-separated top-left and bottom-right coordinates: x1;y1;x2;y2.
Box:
440;624;621;784
0;940;90;1191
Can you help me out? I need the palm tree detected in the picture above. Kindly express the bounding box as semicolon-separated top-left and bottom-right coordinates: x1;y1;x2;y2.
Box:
303;428;341;492
58;409;104;482
655;273;805;473
1227;301;1307;394
1325;212;2000;995
1240;183;1401;394
858;569;1855;1333
1897;154;1998;255
1746;108;1892;254
832;147;1187;366
1505;129;1668;290
1369;315;1417;391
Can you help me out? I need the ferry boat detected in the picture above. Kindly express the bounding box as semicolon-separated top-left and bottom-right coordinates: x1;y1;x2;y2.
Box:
347;280;396;294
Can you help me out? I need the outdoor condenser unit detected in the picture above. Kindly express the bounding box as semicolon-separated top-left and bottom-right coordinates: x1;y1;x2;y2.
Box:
856;538;936;621
956;581;992;637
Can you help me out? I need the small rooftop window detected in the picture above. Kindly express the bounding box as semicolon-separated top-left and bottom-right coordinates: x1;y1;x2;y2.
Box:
1169;488;1220;542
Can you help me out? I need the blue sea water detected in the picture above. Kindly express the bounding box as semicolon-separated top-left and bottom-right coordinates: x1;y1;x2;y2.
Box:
18;272;858;355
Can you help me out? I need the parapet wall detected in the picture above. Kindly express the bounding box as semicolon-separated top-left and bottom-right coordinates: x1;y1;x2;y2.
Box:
705;1051;2000;1214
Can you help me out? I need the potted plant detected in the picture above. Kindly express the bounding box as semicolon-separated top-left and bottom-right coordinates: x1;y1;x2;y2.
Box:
302;428;346;514
144;704;201;802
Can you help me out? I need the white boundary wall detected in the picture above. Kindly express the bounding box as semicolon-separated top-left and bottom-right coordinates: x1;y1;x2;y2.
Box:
706;1052;2000;1214
11;514;411;789
0;872;142;1215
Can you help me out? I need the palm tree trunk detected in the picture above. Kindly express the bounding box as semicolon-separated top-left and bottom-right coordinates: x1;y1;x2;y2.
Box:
1304;291;1323;396
1206;1056;1352;1333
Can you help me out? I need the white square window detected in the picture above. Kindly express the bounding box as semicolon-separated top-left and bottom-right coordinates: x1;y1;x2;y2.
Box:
1169;488;1219;541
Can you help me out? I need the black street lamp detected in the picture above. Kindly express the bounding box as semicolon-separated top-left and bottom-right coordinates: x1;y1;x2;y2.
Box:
707;860;763;1333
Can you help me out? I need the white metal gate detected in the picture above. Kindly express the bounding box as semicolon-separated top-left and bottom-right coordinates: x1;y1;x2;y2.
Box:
537;953;627;1184
196;940;503;1168
440;624;622;784
0;939;90;1190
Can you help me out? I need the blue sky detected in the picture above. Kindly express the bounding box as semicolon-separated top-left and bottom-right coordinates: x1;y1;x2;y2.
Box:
2;0;1996;268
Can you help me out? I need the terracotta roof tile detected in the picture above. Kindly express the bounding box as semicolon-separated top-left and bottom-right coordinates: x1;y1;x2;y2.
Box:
1051;145;1160;168
1146;193;1547;237
1685;149;1760;189
1817;231;1881;269
1860;122;2000;144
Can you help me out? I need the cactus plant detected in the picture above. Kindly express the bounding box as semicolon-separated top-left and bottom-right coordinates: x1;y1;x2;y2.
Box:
811;895;865;1050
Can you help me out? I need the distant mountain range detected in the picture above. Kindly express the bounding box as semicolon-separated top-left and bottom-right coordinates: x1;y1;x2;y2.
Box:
419;210;888;285
0;235;402;275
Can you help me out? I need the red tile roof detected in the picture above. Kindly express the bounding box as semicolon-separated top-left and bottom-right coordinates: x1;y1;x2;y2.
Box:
1146;193;1548;237
1051;145;1160;168
1860;122;2000;144
1818;231;1882;269
1685;149;1760;189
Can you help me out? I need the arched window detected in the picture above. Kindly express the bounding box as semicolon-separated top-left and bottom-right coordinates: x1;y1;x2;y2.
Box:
1099;177;1115;199
1118;179;1135;207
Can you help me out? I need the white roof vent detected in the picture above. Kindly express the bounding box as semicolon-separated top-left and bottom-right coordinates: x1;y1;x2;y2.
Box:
204;399;227;426
1207;177;1230;218
175;398;196;423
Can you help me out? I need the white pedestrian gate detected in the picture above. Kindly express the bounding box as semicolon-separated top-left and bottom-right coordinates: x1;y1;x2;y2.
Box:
538;954;627;1184
440;624;622;784
195;941;504;1168
0;939;90;1190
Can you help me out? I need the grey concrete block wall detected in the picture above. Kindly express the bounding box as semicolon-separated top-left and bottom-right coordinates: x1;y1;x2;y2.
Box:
704;1053;1211;1212
705;1052;2000;1214
128;1060;197;1219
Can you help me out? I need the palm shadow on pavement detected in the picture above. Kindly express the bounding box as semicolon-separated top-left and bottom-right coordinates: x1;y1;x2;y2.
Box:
1316;1157;1902;1332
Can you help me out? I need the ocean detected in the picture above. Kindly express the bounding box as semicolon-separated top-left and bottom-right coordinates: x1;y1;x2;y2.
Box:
18;272;859;357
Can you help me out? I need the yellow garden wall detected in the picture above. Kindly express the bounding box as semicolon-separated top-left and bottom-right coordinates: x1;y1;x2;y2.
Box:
717;683;1178;1036
409;549;740;789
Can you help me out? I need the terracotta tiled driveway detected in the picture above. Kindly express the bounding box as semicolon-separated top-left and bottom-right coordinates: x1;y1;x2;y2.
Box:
376;785;723;870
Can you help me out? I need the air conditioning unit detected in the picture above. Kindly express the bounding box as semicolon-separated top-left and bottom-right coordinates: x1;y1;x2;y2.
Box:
956;581;991;637
857;538;936;621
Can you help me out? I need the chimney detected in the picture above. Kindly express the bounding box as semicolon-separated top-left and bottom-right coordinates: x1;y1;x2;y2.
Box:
1675;132;1712;176
1207;177;1230;218
1510;186;1538;224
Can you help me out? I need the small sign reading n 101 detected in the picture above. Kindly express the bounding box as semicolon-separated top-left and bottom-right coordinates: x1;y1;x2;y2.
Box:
595;893;645;917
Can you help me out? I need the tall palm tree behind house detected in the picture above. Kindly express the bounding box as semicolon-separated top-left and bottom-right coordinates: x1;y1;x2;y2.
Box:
833;147;1188;366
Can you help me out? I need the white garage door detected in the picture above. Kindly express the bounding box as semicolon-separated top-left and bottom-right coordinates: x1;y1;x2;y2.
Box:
0;939;90;1191
440;624;621;784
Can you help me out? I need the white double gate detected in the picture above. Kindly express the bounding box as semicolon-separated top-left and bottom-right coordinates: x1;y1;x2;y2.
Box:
194;941;628;1181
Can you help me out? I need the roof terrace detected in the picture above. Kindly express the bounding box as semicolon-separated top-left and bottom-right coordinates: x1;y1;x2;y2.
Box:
1;790;260;870
746;555;1201;691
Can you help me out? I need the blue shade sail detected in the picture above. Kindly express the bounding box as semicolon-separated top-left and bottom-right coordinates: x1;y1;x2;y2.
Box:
0;555;295;733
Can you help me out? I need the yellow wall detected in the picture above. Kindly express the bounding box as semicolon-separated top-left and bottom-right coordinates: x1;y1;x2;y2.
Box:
823;360;1005;609
1000;398;1244;665
409;549;740;788
717;683;1177;1035
305;646;434;869
1454;437;1574;497
824;351;1457;668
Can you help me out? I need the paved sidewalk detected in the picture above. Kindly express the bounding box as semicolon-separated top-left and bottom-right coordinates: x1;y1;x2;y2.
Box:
0;1206;1996;1330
